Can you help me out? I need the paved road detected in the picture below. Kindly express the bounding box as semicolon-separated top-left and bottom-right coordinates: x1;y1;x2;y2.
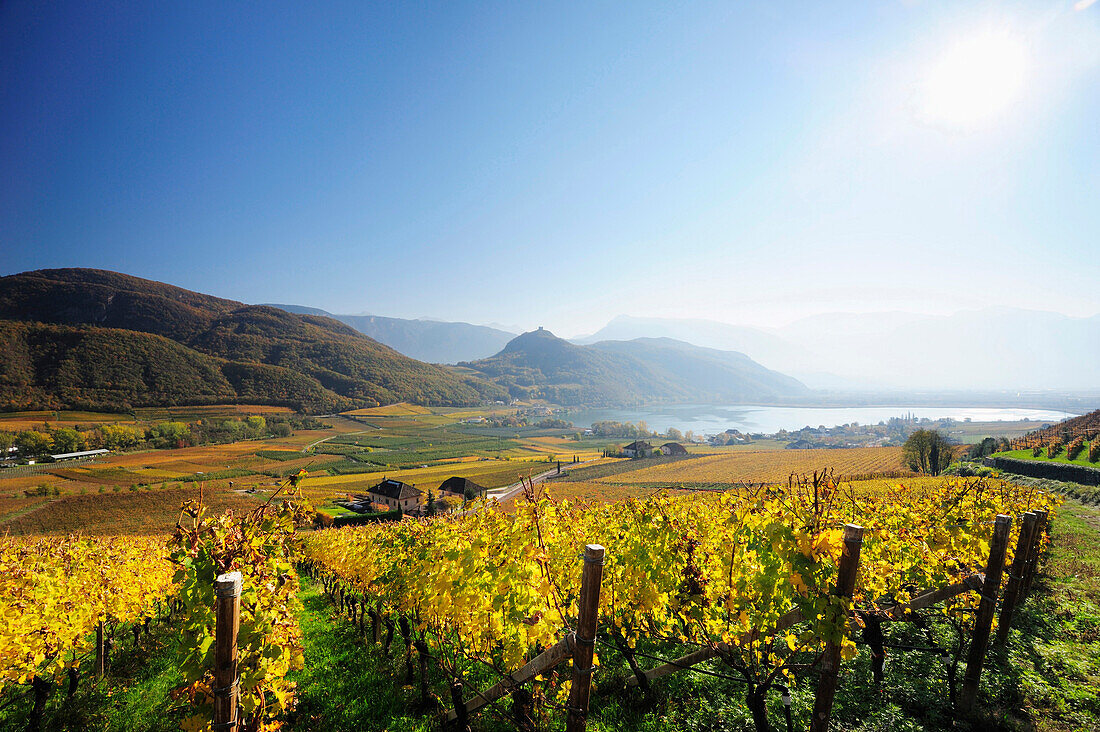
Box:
484;458;600;504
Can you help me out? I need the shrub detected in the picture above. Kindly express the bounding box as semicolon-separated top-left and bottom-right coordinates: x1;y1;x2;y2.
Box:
1047;440;1063;459
1090;440;1100;463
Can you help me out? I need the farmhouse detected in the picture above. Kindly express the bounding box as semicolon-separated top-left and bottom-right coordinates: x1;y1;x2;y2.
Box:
437;476;486;501
366;478;422;514
622;440;652;458
659;442;688;456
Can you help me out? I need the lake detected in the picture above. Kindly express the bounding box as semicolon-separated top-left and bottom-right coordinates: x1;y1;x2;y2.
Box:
565;404;1077;436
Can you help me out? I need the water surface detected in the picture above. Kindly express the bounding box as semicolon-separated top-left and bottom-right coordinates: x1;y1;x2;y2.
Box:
566;405;1076;436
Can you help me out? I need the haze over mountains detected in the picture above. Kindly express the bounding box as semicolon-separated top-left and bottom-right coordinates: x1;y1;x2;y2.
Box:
456;328;808;407
267;304;513;365
266;304;1098;394
575;312;1100;392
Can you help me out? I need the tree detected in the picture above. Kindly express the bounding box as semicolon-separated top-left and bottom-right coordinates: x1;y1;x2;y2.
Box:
16;430;53;457
0;431;15;457
426;490;437;516
52;427;86;454
667;427;683;441
99;424;143;449
149;421;191;448
902;429;954;475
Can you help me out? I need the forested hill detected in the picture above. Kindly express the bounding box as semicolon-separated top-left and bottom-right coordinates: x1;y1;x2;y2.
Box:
459;328;808;406
0;269;506;412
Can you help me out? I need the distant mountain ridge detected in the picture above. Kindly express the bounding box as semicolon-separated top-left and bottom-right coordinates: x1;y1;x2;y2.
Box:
577;311;1100;391
460;328;808;406
266;304;515;364
0;269;506;412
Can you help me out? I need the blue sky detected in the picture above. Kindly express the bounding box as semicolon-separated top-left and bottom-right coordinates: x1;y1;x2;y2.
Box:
2;1;1098;335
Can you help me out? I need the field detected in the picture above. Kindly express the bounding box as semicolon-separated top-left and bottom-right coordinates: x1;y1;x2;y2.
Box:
585;446;908;487
944;419;1053;442
342;402;433;417
300;458;555;498
540;480;694;503
0;409;136;430
0;484;264;536
0;405;606;534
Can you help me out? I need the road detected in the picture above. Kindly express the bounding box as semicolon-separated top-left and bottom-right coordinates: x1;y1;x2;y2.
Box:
483;458;601;504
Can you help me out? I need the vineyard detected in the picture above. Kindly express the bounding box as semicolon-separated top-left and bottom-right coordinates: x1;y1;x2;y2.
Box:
2;464;1094;731
580;447;909;488
1009;408;1100;450
0;534;175;725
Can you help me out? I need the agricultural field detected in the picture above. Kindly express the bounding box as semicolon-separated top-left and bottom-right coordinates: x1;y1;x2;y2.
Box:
540;480;694;504
131;404;294;420
1;404;920;534
584;446;908;488
0;409;136;430
300;458;556;498
0;484;264;536
0;404;604;534
944;419;1052;443
343;402;432;417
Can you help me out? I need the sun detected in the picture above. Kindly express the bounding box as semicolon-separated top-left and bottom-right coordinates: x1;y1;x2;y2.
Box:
917;29;1029;131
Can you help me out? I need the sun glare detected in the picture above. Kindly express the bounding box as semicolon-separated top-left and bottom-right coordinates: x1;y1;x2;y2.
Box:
917;29;1029;131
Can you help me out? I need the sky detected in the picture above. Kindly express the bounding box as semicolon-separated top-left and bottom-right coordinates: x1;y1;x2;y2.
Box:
2;1;1099;336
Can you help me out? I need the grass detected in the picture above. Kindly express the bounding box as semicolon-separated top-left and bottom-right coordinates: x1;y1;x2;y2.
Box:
994;500;1100;730
285;582;436;732
996;446;1100;470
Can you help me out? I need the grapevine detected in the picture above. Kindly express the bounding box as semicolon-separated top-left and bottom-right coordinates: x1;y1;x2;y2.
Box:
301;474;1058;727
169;474;313;732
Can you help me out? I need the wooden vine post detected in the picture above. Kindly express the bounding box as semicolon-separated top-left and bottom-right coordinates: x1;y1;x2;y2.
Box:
213;571;242;731
1019;509;1049;601
446;546;608;726
995;511;1038;647
566;543;605;732
95;620;106;677
958;514;1012;715
810;523;864;732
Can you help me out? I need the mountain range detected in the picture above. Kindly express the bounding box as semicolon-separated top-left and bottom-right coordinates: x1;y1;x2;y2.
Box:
456;328;808;407
0;269;505;412
266;304;514;364
0;270;809;413
3;269;1091;414
277;304;1098;393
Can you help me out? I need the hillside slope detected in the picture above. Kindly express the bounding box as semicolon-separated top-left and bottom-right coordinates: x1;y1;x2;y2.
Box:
461;328;807;406
0;269;505;411
267;304;514;364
